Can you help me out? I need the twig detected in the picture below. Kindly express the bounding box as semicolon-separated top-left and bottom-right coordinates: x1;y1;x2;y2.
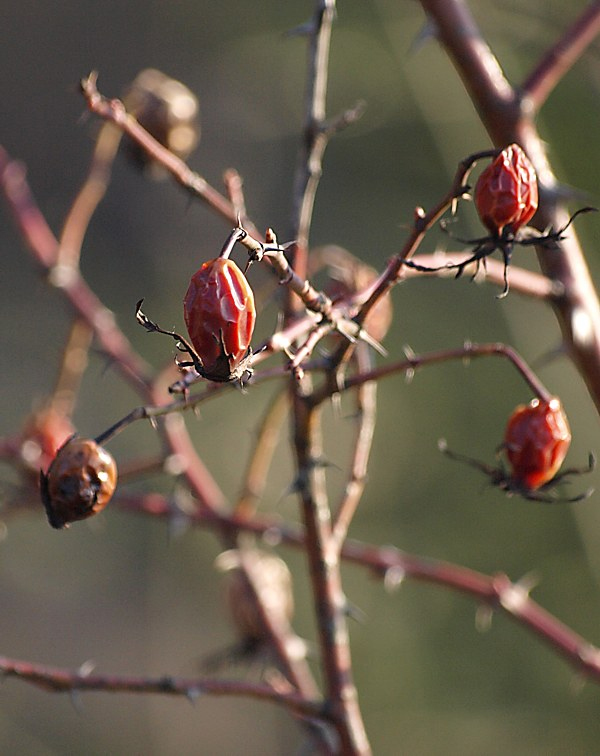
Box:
522;2;600;112
79;72;260;238
113;490;600;683
401;252;561;299
0;656;324;719
330;342;377;552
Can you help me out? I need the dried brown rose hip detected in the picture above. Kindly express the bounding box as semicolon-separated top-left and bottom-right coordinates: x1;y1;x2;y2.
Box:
504;397;570;491
40;436;117;529
474;143;538;236
122;68;200;173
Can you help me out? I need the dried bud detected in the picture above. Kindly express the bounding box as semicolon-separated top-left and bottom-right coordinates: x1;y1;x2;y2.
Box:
504;397;571;490
216;550;294;644
40;437;117;529
310;245;392;343
122;68;200;173
474;144;538;236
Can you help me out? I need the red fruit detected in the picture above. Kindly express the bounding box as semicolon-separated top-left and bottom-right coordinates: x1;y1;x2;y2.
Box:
504;397;571;490
183;258;256;382
474;144;538;236
40;437;118;529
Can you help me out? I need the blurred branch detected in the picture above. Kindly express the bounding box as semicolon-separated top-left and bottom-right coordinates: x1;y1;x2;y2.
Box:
522;2;600;112
330;343;377;552
113;490;600;683
0;656;324;719
0;147;153;393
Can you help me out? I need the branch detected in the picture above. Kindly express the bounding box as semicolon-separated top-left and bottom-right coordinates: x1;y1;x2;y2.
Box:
0;656;324;719
79;73;260;238
522;2;600;112
113;491;600;683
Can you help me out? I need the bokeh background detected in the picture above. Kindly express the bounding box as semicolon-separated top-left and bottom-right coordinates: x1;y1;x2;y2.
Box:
3;1;600;753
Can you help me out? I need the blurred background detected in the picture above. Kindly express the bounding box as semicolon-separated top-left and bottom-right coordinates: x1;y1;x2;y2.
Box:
3;1;600;753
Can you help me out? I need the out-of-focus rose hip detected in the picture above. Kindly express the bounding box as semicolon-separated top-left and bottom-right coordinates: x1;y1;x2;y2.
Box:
474;144;538;236
504;397;571;490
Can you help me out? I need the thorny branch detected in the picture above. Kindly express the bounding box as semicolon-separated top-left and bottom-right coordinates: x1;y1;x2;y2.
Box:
3;2;600;754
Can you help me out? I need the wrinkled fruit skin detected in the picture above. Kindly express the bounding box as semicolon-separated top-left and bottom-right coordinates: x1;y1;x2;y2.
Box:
504;397;571;490
40;436;118;529
183;258;256;382
475;144;538;236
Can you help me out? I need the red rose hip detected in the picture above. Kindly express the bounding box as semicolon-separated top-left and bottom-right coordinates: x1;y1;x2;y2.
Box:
183;257;256;382
504;397;571;490
475;144;538;236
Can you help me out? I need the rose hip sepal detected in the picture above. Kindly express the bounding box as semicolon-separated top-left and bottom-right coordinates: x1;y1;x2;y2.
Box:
40;436;117;529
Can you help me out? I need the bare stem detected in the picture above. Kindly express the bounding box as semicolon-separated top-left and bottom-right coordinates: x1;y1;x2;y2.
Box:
315;341;552;403
522;2;600;111
114;491;600;684
0;656;323;719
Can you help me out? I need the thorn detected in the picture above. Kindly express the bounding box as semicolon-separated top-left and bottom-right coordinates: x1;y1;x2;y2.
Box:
77;659;96;677
384;565;406;593
408;18;439;54
345;601;367;624
186;686;202;704
475;604;494;633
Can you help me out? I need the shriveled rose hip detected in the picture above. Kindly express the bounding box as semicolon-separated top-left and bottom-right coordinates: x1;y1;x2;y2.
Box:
40;436;118;529
474;144;538;236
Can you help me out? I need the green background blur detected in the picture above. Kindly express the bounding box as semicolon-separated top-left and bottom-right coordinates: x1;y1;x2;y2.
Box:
3;1;600;754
